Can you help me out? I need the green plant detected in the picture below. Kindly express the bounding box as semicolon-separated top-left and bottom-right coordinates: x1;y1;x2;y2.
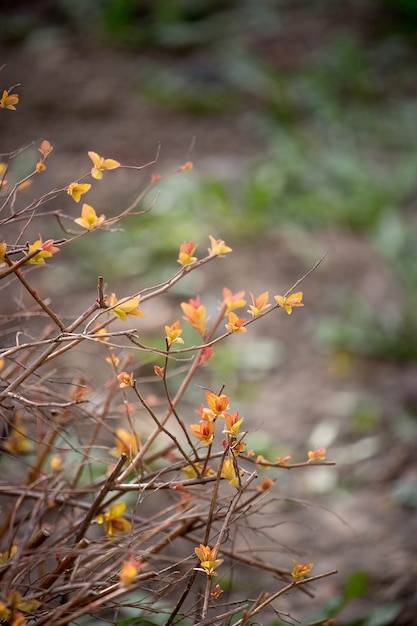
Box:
305;570;402;626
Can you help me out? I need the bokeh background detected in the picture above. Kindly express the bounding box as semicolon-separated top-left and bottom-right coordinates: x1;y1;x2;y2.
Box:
1;1;417;624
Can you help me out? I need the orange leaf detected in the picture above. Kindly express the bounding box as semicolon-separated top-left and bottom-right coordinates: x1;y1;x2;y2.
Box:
274;292;304;315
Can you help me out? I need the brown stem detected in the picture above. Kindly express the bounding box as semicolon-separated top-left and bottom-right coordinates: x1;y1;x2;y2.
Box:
131;381;198;471
0;248;44;278
232;569;338;626
74;453;127;543
4;255;66;330
161;347;199;458
39;539;90;590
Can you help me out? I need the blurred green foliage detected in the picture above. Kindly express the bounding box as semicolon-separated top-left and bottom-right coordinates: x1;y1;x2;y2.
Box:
100;0;238;50
305;570;403;626
269;569;403;625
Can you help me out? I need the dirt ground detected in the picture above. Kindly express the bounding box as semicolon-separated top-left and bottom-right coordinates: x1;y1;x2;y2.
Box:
1;15;417;625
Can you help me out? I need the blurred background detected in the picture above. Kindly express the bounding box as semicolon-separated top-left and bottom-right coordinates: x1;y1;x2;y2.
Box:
1;1;417;624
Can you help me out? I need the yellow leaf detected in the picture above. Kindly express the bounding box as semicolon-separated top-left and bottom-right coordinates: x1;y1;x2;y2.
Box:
74;203;105;230
274;292;304;315
67;182;91;202
0;90;19;110
88;150;120;180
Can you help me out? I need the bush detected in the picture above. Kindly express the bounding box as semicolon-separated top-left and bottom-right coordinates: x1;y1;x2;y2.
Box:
0;84;336;626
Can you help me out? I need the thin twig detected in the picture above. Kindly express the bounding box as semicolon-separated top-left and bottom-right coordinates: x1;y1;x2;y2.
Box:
74;454;127;543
